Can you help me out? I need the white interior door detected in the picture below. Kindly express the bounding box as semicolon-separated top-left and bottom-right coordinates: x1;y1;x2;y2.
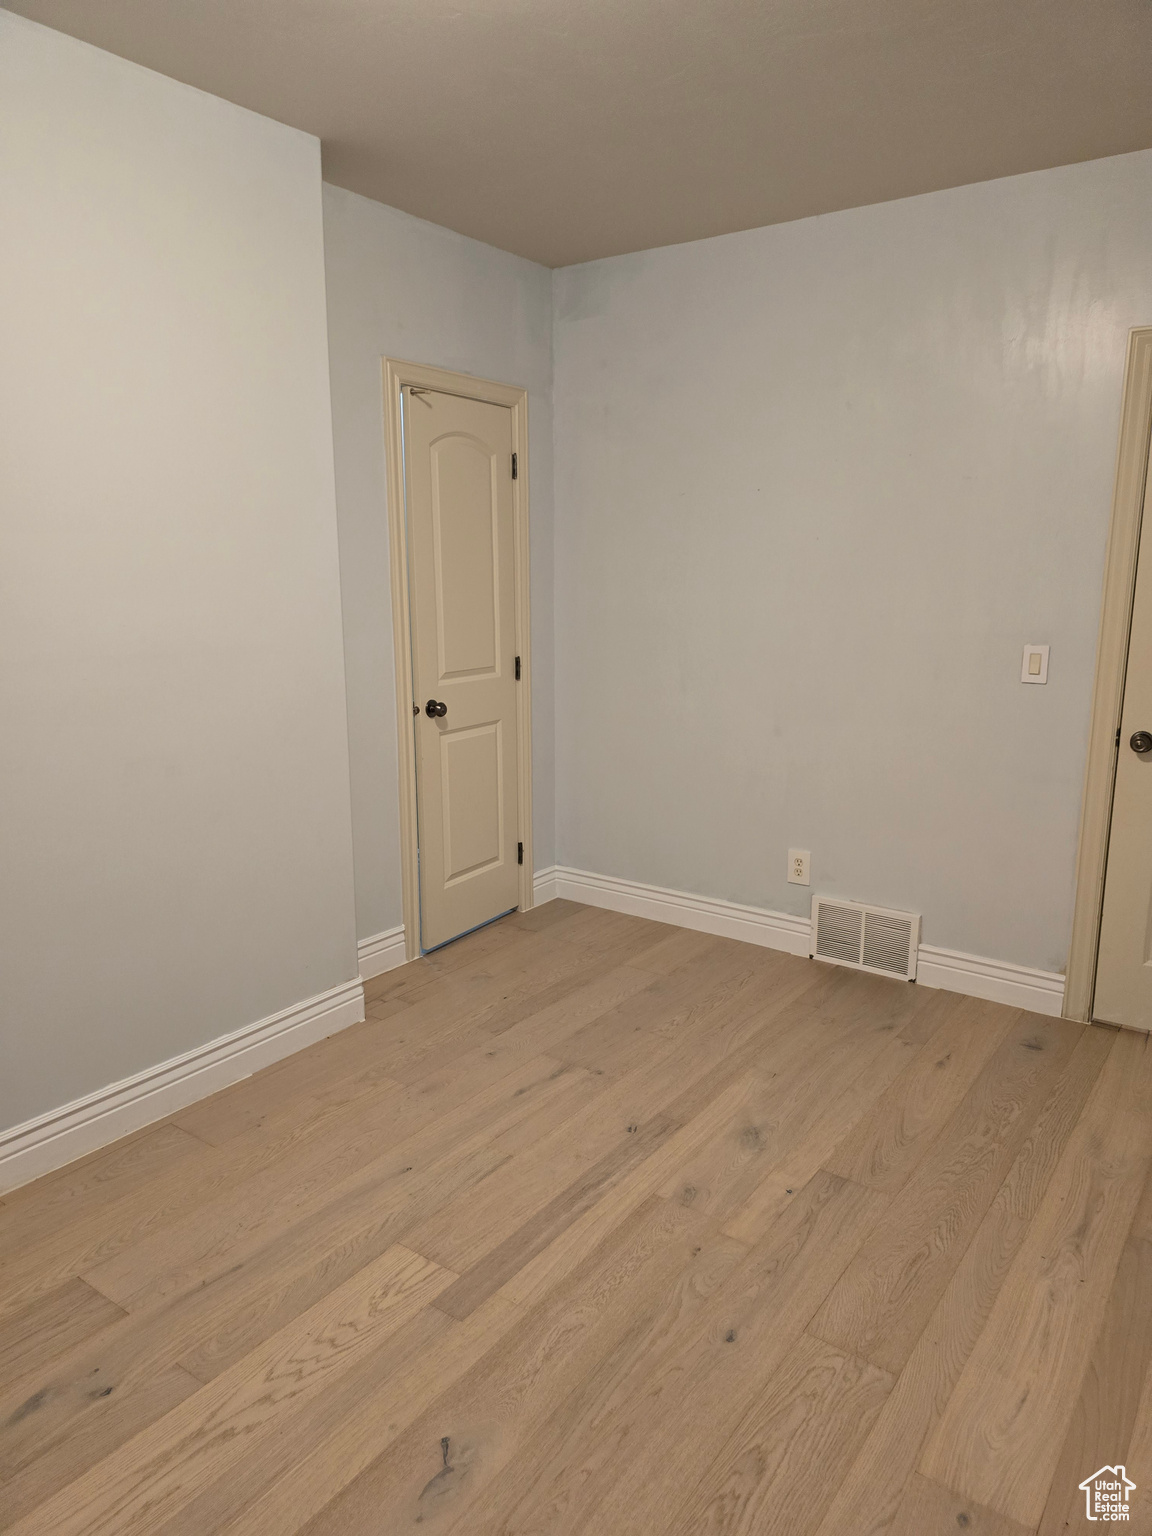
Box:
1096;485;1152;1029
403;386;520;951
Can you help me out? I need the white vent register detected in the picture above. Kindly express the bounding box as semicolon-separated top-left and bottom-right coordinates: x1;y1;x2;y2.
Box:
811;897;920;981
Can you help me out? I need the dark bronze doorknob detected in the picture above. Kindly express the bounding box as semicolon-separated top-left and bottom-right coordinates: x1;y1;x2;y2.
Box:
1131;730;1152;754
425;699;447;718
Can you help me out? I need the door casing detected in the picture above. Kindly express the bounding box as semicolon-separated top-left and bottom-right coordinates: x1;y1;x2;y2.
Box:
1066;326;1152;1022
383;357;533;961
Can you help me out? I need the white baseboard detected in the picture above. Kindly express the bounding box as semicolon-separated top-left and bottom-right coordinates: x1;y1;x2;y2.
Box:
533;865;559;906
544;866;1065;1018
357;925;408;980
915;945;1065;1015
0;978;365;1194
552;866;810;955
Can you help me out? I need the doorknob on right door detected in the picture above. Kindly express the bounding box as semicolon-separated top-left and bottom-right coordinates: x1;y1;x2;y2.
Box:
1131;731;1152;754
425;699;448;718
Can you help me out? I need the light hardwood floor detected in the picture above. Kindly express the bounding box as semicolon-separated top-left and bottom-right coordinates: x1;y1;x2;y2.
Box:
2;899;1150;1535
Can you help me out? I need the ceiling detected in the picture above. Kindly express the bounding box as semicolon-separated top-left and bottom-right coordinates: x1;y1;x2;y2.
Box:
9;0;1152;268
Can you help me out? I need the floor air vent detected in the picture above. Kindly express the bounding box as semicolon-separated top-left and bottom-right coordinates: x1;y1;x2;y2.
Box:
811;897;920;981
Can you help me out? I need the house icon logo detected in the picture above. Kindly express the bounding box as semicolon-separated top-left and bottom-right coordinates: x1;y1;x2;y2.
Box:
1079;1465;1136;1521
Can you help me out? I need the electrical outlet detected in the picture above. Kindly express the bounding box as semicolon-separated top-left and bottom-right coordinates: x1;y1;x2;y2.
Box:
788;849;810;886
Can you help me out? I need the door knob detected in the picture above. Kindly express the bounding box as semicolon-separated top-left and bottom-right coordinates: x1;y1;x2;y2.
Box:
425;699;447;718
1131;731;1152;754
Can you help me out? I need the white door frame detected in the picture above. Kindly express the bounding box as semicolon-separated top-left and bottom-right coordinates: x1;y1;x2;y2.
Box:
383;357;534;961
1065;327;1152;1021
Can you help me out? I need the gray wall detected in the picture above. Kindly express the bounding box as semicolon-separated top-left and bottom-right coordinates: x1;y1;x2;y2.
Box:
322;183;555;943
0;12;357;1132
553;150;1152;974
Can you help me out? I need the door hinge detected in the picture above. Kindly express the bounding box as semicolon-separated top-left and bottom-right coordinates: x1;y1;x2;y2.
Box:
517;841;524;865
515;655;521;680
511;451;518;480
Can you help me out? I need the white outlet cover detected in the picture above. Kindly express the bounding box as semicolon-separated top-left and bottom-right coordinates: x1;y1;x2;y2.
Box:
1021;644;1049;684
788;848;810;886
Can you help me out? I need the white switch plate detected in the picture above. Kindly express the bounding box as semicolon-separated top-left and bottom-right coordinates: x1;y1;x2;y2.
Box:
788;849;810;886
1021;644;1049;684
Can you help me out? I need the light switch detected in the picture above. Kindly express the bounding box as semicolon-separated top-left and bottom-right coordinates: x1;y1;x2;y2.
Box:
1021;644;1049;684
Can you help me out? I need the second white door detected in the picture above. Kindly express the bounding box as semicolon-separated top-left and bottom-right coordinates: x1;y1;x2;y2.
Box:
403;386;521;951
1095;462;1152;1029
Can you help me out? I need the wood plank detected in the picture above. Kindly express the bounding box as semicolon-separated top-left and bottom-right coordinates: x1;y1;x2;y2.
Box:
824;994;1016;1194
352;920;636;1076
1130;1153;1152;1243
538;904;675;953
0;1276;464;1528
810;1010;1082;1374
1036;1224;1152;1534
171;1140;503;1384
550;937;802;1075
432;1113;681;1318
553;998;689;1079
360;956;443;1009
486;965;826;1177
1120;1334;1152;1535
361;989;414;1020
79;1054;566;1312
657;964;946;1149
210;1294;523;1536
5;1245;453;1536
362;960;416;1003
406;959;832;1287
665;1330;893;1536
583;961;852;1151
165;1066;590;1380
476;975;901;1322
134;1307;459;1536
403;965;815;1284
718;1039;923;1247
0;1057;580;1496
920;1026;1152;1527
0;1279;124;1385
399;1130;609;1275
715;992;980;1248
890;1474;1034;1536
0;1368;201;1532
227;1197;709;1536
370;918;711;1081
810;1022;1113;1536
409;912;556;977
657;1067;813;1215
487;1072;773;1314
0;1125;206;1243
499;897;586;934
466;961;663;1064
659;985;944;1232
454;1227;749;1535
565;1175;889;1536
470;1171;887;1536
0;1065;419;1322
376;963;669;1103
362;929;535;1014
624;925;748;975
170;1022;405;1146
